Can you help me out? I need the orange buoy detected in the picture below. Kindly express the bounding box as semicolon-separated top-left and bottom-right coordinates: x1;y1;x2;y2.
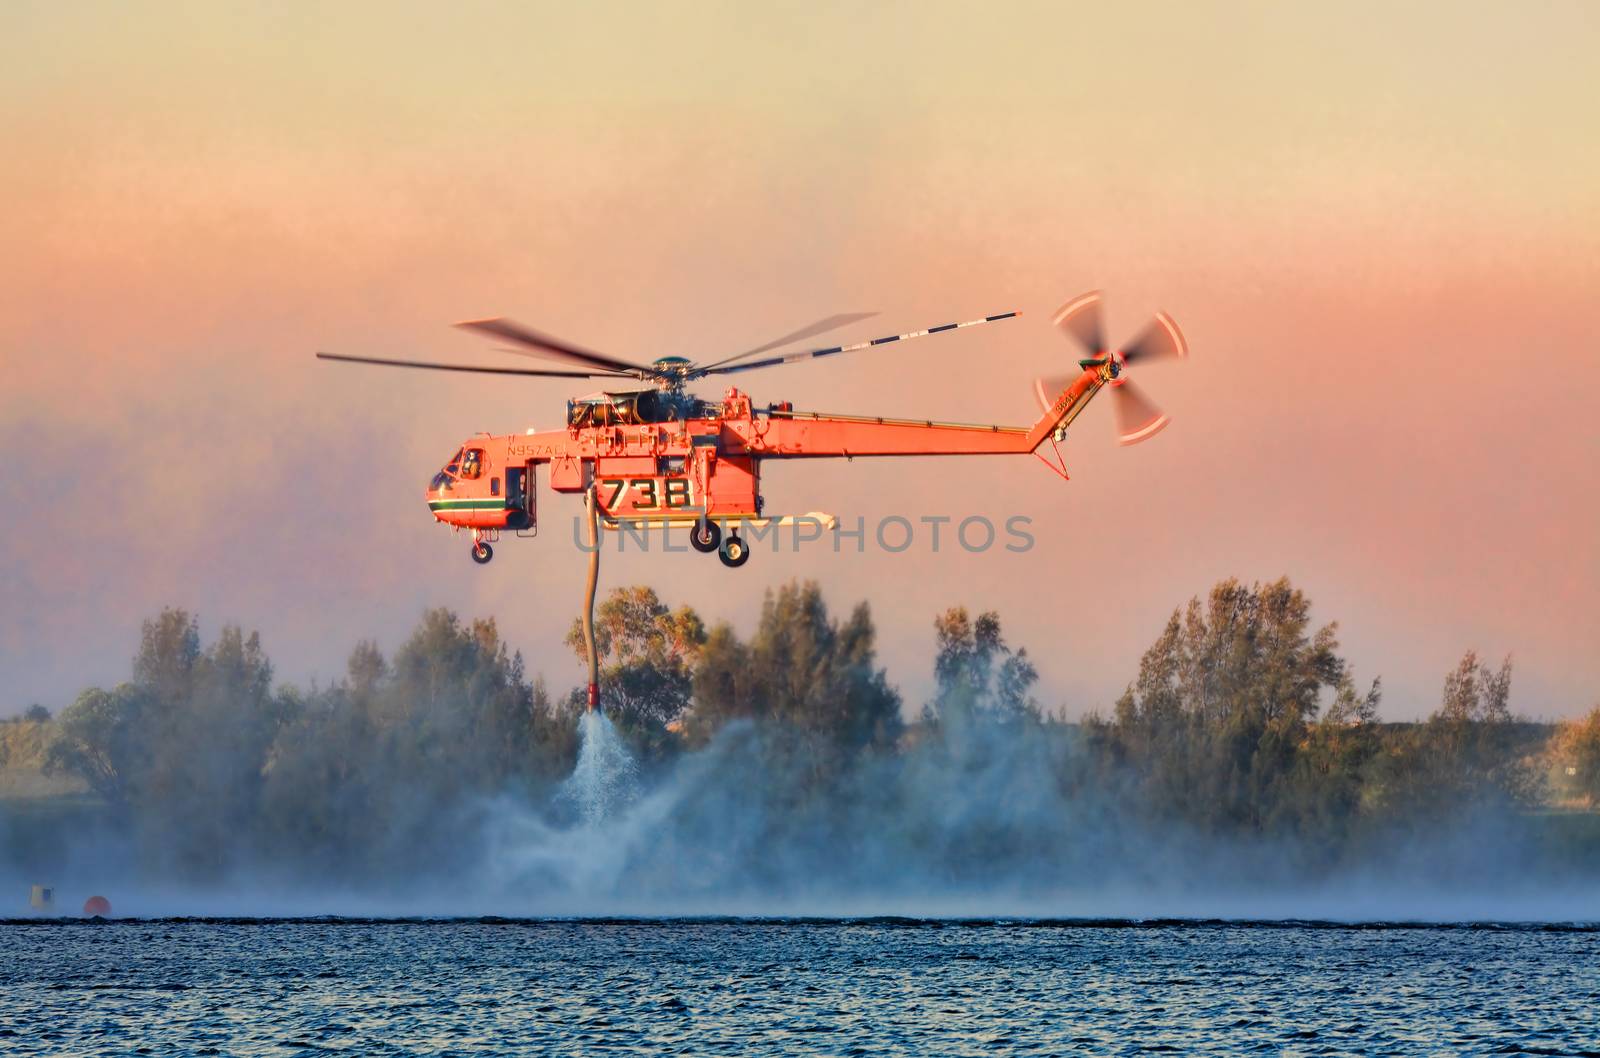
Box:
82;895;111;917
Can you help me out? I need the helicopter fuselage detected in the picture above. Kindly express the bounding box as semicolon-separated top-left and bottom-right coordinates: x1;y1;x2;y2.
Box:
426;369;1107;553
317;291;1187;567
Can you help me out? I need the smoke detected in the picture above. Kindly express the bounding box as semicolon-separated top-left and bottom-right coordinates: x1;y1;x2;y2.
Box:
6;707;1598;922
456;718;1597;922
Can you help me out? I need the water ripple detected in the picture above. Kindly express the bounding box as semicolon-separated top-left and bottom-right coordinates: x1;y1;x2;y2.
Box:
2;920;1598;1056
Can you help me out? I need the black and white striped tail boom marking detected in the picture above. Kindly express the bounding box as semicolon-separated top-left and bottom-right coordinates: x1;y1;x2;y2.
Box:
703;312;1020;377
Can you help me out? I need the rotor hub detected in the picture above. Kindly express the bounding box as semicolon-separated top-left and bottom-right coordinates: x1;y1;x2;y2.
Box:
1105;349;1128;386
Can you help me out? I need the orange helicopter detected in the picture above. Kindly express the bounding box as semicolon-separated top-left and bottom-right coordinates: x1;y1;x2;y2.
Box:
317;291;1187;568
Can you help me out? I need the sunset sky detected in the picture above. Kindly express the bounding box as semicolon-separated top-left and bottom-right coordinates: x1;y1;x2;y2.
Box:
3;1;1596;719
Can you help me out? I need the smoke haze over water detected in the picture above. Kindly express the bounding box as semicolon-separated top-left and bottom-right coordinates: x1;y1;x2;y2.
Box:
485;721;1598;923
7;712;1595;923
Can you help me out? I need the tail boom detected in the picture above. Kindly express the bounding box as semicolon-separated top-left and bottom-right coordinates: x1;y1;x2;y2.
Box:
1023;367;1104;451
729;366;1104;459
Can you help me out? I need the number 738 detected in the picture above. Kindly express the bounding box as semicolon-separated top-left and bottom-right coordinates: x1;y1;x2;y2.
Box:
600;476;695;511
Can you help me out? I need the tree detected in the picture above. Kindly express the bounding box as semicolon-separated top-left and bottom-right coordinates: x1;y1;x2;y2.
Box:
45;685;147;806
1407;650;1534;809
1553;705;1600;807
681;624;754;744
22;704;50;723
259;609;572;878
144;620;287;874
43;609;295;875
133;608;201;704
1105;577;1381;832
45;608;222;814
1358;650;1537;820
1438;650;1512;725
686;581;902;764
347;639;386;694
565;586;706;756
925;607;1040;729
383;608;545;788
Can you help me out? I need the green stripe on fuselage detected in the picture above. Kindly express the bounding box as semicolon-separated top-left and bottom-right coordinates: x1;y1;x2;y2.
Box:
428;498;507;511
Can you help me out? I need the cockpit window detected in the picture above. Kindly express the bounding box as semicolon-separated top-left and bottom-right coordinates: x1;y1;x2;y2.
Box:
461;448;484;480
430;447;467;492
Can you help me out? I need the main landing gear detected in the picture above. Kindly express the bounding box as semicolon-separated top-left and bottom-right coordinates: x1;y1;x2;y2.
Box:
718;531;749;569
689;516;721;554
690;516;748;568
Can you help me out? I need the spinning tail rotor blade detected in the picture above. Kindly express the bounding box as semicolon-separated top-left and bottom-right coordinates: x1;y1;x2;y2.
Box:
1044;291;1187;446
315;352;632;379
1033;374;1079;414
1053;290;1106;356
454;317;655;375
1112;378;1171;446
702;312;1020;377
1119;312;1188;365
704;312;880;371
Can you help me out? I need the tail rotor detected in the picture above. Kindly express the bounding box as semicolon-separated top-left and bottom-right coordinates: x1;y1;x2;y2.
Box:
1035;291;1187;446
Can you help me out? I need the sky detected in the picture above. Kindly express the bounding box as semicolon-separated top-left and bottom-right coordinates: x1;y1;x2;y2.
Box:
2;1;1597;720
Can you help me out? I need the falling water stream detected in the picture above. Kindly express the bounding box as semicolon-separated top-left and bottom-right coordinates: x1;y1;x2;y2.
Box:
562;711;637;826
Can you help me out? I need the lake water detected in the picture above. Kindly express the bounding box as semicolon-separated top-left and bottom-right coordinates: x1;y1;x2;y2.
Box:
3;919;1597;1056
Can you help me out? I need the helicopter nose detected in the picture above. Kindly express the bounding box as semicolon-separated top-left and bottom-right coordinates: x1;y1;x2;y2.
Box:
425;475;451;522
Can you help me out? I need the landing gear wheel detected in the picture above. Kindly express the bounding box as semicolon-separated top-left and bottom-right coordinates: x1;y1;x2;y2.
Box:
718;532;750;568
689;516;722;554
471;541;494;565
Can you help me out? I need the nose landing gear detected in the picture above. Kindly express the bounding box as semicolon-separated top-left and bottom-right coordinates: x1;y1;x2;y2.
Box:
469;528;497;565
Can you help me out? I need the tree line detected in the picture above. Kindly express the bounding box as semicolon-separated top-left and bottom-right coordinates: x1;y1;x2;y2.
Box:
19;576;1600;883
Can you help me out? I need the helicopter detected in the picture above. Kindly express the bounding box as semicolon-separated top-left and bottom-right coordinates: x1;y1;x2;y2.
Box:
316;291;1187;568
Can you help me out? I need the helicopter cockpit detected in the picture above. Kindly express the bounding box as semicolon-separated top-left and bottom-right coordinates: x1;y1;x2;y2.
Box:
428;449;461;492
428;446;484;491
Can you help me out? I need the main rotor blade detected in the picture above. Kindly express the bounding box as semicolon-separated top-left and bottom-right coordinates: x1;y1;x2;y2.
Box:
701;311;1020;377
702;312;879;371
1119;311;1188;365
1112;378;1171;446
1053;290;1105;356
316;352;632;379
454;317;655;375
